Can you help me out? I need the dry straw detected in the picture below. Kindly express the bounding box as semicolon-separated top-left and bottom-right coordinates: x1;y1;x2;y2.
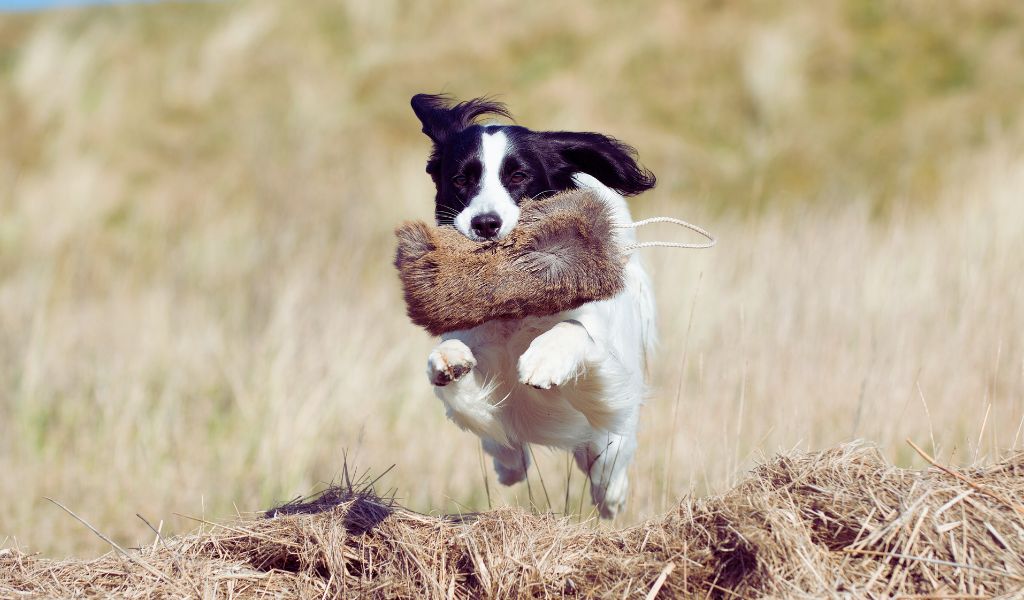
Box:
3;442;1023;598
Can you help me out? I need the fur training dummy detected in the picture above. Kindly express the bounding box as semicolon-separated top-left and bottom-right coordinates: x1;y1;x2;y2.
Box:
394;188;626;336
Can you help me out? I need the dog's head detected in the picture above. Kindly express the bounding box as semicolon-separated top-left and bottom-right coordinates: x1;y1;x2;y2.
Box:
411;93;656;241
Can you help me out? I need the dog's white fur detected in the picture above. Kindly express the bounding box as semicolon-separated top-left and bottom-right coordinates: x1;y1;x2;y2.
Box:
427;172;655;518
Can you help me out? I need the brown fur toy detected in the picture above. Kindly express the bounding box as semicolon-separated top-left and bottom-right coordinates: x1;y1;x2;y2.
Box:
394;188;625;336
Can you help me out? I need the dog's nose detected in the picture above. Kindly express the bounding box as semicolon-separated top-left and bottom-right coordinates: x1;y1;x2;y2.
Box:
470;212;502;240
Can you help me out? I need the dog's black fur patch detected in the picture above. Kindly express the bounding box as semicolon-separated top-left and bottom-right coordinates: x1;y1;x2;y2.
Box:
411;93;656;226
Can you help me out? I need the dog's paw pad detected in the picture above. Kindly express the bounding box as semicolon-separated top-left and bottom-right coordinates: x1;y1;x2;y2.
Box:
427;341;476;387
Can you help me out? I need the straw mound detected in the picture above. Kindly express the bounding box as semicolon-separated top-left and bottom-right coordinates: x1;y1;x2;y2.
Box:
4;443;1023;599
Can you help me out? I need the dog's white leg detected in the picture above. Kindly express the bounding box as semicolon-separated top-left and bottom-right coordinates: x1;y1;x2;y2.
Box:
429;339;508;444
482;438;530;486
574;428;637;519
517;320;602;389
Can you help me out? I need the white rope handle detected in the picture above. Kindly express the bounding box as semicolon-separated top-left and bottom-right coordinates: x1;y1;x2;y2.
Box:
614;216;717;251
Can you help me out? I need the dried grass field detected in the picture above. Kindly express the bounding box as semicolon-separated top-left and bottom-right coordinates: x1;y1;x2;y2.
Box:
1;1;1023;590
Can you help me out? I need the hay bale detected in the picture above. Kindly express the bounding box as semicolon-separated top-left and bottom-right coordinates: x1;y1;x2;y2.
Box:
3;443;1023;598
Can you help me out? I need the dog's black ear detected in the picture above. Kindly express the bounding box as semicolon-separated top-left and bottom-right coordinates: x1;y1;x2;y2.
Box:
549;131;656;196
410;94;512;146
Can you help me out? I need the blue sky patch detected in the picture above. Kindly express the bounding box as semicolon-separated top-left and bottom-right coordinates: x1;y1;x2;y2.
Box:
0;0;158;11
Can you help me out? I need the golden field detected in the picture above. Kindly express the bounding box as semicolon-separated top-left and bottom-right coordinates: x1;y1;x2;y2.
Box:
1;0;1023;560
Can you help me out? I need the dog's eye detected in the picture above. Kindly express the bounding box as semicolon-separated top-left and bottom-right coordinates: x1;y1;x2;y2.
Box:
452;175;468;187
509;171;527;184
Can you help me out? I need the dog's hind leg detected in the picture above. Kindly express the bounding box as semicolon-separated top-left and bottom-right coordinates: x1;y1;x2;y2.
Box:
482;438;530;486
574;427;637;519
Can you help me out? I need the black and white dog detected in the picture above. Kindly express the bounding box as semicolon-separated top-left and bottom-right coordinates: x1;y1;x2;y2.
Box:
411;94;656;517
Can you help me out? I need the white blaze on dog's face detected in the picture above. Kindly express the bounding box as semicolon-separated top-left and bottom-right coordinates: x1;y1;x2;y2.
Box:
410;94;657;241
452;130;520;241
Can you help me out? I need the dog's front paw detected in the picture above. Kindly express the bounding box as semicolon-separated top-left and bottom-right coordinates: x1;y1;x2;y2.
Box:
517;324;590;389
427;340;476;387
518;347;579;389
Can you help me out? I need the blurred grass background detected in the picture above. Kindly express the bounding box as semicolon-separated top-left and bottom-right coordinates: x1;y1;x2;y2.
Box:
1;0;1023;556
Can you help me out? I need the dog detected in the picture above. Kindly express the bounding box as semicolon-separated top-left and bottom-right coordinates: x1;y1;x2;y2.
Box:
410;93;656;518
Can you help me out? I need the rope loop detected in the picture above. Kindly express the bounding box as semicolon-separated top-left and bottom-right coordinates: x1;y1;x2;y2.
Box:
613;216;717;251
